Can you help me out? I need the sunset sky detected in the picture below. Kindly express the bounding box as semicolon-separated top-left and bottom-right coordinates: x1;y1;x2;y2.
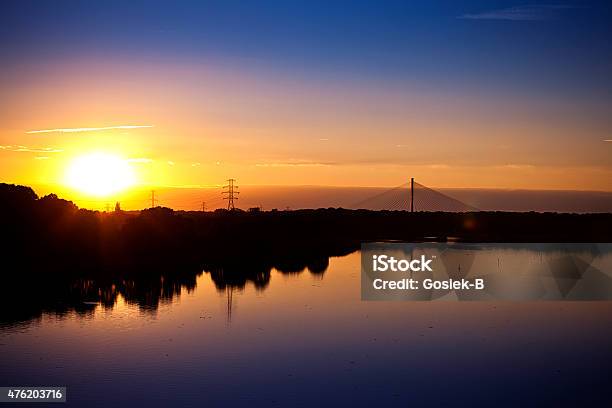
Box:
1;0;611;205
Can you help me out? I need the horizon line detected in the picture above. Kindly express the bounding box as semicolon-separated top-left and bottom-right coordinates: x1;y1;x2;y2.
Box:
8;181;612;194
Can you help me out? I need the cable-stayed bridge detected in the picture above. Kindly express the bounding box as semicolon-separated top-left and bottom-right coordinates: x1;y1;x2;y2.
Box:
351;179;479;212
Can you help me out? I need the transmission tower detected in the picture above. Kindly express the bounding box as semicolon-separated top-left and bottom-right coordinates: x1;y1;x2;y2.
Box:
410;177;414;213
222;179;239;210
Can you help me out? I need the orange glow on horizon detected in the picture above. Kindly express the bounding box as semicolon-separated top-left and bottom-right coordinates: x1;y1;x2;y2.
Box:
1;59;611;196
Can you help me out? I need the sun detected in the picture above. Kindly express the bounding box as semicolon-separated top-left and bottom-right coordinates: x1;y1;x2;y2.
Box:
65;152;136;197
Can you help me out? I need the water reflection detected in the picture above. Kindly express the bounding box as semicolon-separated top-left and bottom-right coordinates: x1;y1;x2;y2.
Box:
2;250;612;407
4;243;612;328
0;247;345;328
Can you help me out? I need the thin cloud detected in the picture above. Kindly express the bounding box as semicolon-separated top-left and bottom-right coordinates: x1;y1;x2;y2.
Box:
26;125;153;134
497;164;536;170
460;5;576;21
255;160;336;168
0;145;62;153
605;139;612;142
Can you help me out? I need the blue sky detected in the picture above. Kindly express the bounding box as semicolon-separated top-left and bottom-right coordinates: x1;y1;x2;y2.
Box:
2;0;611;97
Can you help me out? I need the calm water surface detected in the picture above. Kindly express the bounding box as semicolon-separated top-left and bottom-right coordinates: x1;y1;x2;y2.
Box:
1;251;612;407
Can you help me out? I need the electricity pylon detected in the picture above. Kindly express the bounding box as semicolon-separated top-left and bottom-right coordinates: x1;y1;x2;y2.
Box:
222;179;239;210
151;190;157;208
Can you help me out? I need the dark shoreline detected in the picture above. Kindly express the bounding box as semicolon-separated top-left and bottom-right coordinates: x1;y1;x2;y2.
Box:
3;182;612;275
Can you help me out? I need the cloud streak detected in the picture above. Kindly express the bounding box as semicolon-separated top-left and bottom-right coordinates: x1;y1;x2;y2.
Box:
26;125;153;134
0;145;62;153
255;160;336;168
460;5;576;21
